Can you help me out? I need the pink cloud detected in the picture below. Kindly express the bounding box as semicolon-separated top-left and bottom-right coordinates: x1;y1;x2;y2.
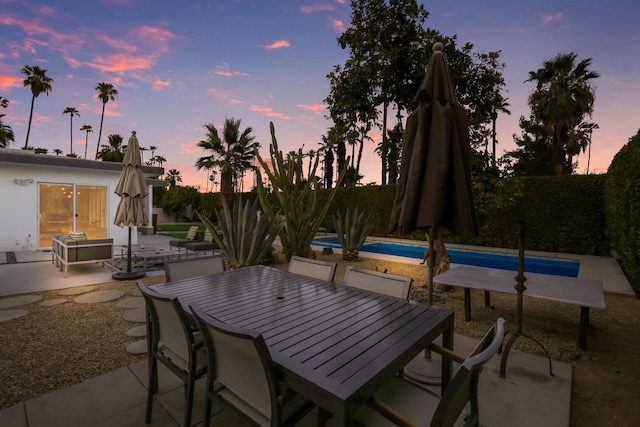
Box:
230;99;243;104
541;13;563;24
214;68;250;77
263;40;290;50
297;103;325;113
249;105;291;120
96;34;138;53
152;79;170;91
0;72;23;90
87;53;156;74
334;0;346;4
330;19;345;33
301;4;334;14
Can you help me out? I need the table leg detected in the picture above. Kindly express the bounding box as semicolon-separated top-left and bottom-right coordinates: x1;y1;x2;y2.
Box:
464;288;471;321
441;316;454;394
579;306;589;350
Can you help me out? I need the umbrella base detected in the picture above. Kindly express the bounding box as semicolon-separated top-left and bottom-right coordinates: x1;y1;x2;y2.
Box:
403;351;442;385
112;270;146;281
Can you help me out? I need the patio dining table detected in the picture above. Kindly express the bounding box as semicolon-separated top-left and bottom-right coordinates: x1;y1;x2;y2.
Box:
153;265;454;426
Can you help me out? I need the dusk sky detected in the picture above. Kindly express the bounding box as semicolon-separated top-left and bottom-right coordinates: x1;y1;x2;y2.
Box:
1;0;638;190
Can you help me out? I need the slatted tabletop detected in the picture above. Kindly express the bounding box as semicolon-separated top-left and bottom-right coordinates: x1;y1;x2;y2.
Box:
153;265;454;426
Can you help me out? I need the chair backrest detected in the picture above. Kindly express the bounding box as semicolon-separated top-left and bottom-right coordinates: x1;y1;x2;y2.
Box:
191;305;279;422
137;282;196;371
431;318;505;427
288;255;337;282
342;266;412;299
164;254;225;282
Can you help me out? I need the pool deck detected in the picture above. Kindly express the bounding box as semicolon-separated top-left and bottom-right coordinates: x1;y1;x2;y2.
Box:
312;235;635;296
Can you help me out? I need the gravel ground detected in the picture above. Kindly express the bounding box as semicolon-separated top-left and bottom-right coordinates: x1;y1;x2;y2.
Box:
1;251;639;426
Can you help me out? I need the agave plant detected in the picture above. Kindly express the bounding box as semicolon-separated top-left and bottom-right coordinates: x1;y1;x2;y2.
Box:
333;208;375;261
196;196;282;269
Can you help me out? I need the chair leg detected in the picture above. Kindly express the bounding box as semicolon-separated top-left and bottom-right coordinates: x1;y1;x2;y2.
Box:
145;357;158;423
184;375;196;427
203;394;212;427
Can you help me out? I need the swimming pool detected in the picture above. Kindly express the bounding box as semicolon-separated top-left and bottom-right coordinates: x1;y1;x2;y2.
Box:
312;238;580;277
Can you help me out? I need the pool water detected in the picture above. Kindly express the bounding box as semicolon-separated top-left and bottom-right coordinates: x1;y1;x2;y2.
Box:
312;239;580;277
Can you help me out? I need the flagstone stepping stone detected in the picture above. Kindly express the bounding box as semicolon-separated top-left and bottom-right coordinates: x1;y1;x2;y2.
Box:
0;295;43;309
74;290;124;304
126;325;147;337
58;286;96;296
122;307;146;322
39;298;68;307
126;339;147;355
116;297;145;309
0;309;29;322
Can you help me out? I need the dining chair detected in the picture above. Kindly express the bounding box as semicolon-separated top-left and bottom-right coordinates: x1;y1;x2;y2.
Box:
190;304;316;427
288;255;338;282
164;253;226;282
137;282;207;427
353;318;506;427
342;266;413;299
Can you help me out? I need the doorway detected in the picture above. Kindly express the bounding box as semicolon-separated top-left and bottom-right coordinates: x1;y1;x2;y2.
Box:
38;183;108;248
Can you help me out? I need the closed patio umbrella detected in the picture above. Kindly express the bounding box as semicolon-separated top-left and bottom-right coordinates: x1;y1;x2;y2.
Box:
112;130;148;280
390;42;478;383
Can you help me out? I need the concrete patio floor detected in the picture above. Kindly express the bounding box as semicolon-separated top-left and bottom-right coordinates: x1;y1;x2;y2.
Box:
0;334;571;427
0;232;632;426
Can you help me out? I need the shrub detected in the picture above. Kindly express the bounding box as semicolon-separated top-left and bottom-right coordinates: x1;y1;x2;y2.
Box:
333;208;375;261
604;130;640;290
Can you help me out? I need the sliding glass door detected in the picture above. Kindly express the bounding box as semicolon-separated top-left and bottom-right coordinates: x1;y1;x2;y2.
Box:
38;183;108;248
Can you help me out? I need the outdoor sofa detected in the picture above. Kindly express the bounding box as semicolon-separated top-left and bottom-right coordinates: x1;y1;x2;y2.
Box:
169;225;204;252
52;234;114;273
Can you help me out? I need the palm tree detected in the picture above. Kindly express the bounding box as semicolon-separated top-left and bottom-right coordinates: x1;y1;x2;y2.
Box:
165;169;182;188
53;148;62;156
62;107;79;155
94;82;118;160
20;65;53;149
80;124;93;159
490;93;511;169
0;96;14;148
195;118;259;207
526;53;599;175
149;145;157;161
151;155;166;167
96;133;125;162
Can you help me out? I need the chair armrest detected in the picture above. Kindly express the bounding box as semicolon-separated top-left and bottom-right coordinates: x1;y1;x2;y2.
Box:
367;398;417;427
192;340;204;351
428;343;465;364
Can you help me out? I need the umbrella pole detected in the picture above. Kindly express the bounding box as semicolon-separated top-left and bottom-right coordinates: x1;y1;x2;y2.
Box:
112;226;146;281
403;228;442;385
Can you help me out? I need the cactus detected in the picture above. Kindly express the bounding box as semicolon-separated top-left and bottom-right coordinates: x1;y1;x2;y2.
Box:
196;196;283;270
333;208;375;261
255;122;347;261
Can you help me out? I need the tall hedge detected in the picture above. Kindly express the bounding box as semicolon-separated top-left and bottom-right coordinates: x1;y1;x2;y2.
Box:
604;130;640;286
318;175;608;255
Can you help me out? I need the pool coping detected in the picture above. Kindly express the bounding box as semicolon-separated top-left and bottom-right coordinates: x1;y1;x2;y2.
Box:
311;235;635;296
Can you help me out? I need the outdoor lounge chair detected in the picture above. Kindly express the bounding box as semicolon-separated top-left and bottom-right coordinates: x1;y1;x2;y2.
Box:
287;255;337;282
342;266;412;299
169;225;203;252
352;318;505;427
191;305;316;427
184;229;219;258
137;282;207;427
164;253;226;282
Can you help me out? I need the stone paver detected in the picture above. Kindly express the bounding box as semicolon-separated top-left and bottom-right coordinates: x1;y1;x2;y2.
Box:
115;297;145;309
126;339;147;355
0;295;42;309
122;307;146;322
58;285;96;296
0;309;29;322
39;298;68;307
126;325;147;337
74;290;124;304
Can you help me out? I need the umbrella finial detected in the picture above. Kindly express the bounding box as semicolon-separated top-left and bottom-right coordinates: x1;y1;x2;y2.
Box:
433;42;444;53
131;130;136;136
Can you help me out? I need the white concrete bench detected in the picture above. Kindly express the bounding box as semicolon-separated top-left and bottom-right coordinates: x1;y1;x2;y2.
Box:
433;265;605;350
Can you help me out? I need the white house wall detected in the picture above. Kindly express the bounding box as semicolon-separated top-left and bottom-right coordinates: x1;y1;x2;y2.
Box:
0;162;137;252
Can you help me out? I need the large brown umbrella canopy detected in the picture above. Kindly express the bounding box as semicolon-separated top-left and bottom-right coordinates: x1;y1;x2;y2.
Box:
390;42;478;239
112;131;148;280
114;131;148;228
